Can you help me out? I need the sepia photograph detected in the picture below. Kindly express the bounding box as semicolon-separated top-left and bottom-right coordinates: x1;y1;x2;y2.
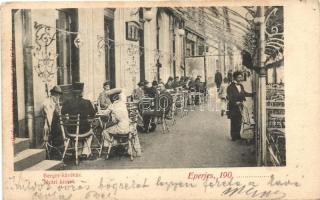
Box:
11;6;285;171
3;0;320;200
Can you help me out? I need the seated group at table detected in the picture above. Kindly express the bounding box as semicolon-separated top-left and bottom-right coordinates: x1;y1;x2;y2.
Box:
43;75;206;160
43;82;137;160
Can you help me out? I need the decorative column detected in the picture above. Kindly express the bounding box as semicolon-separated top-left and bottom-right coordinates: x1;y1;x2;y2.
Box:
256;6;267;165
24;10;35;146
182;22;186;77
172;17;176;79
204;41;207;82
156;9;161;81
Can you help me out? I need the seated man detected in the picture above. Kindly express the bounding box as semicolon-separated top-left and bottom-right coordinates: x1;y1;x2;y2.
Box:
172;76;181;88
144;80;158;99
98;81;112;110
165;77;174;89
102;89;141;158
61;82;96;160
132;81;145;100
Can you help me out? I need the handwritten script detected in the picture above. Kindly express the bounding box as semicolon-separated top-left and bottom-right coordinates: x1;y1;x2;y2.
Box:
5;174;301;200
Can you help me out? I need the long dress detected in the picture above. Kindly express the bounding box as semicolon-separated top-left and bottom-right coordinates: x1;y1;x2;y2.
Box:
42;97;62;149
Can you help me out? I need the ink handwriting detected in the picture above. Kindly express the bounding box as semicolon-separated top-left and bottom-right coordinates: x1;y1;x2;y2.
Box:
5;174;302;200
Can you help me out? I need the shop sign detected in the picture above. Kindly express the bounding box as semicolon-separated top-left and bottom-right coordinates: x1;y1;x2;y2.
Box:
126;21;140;41
186;32;197;42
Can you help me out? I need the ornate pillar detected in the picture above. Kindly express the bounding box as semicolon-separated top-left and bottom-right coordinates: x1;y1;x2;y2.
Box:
256;6;267;165
23;10;35;147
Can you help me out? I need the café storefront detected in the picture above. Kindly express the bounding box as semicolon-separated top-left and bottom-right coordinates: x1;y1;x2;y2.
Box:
12;7;187;147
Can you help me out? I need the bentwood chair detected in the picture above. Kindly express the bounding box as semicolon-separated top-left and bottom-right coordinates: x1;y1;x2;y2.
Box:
156;93;173;133
173;92;186;118
126;101;140;155
139;97;157;133
88;117;104;158
182;90;189;116
59;114;93;165
169;93;178;125
42;109;63;160
126;102;139;125
189;89;197;110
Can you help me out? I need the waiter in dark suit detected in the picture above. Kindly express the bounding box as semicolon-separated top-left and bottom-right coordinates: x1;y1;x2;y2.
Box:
227;71;254;141
214;70;223;91
61;82;96;159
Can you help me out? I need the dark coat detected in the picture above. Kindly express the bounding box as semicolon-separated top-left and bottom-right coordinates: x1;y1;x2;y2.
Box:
61;96;96;134
144;87;158;98
214;72;223;84
227;72;233;83
227;82;252;118
171;81;181;88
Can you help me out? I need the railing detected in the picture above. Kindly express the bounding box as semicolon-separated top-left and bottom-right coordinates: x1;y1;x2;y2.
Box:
266;83;285;166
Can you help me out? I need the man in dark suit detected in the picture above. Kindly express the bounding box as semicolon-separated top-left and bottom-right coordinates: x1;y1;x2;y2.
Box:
61;82;96;159
227;69;233;83
144;80;158;98
165;77;174;89
227;71;254;141
171;76;181;88
214;70;223;91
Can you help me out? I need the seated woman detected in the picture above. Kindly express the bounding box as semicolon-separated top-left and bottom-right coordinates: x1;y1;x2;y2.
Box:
98;81;112;110
42;85;63;159
102;89;141;158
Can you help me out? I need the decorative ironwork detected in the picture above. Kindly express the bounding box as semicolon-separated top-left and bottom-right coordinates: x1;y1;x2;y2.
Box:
265;7;284;61
33;22;59;96
97;35;111;56
125;44;140;88
126;44;139;74
34;22;57;52
33;21;82;95
153;49;163;62
242;6;283;62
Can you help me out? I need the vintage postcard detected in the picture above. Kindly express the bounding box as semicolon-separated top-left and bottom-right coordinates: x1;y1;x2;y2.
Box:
1;0;320;199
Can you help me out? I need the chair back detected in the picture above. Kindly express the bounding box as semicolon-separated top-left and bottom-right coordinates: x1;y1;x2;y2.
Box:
158;93;173;112
92;100;100;113
173;92;184;109
59;114;80;139
138;97;154;114
126;102;139;123
88;116;103;131
127;95;133;102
